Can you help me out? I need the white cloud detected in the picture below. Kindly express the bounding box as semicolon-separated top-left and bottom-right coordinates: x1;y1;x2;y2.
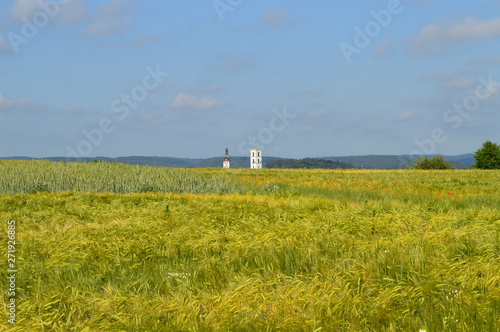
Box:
85;17;131;36
8;0;131;36
440;77;476;90
10;0;86;25
170;93;221;110
306;109;329;118
190;84;222;94
56;106;101;115
331;118;357;131
420;71;478;91
207;56;253;72
10;0;40;21
396;111;420;121
409;17;500;54
259;8;293;29
470;55;500;66
131;35;157;48
0;93;45;112
400;96;450;109
140;113;172;124
85;0;133;36
373;41;394;58
56;1;87;25
84;0;135;36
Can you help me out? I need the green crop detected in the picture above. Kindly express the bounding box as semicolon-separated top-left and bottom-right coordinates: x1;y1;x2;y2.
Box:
0;161;498;331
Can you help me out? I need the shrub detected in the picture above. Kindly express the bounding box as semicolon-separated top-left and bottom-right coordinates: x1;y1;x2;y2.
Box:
412;154;454;170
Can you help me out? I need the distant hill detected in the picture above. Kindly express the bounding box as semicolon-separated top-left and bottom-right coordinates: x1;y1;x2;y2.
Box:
443;154;476;165
43;156;198;168
1;154;475;169
321;154;474;170
266;158;354;169
321;155;413;169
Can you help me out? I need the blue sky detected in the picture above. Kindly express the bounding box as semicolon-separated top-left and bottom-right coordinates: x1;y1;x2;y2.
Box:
1;0;500;158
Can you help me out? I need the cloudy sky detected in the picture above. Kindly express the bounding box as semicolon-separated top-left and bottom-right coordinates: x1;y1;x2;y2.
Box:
1;0;500;158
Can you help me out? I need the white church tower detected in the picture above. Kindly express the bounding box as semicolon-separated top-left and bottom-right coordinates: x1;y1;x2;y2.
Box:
250;148;262;169
223;145;230;168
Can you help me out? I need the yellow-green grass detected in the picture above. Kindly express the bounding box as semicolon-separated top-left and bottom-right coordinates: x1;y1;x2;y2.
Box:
0;160;499;331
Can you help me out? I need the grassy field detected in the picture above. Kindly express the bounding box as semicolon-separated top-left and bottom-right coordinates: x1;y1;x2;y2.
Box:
1;160;499;331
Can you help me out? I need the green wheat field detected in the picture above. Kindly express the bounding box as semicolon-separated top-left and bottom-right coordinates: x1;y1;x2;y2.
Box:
1;160;499;331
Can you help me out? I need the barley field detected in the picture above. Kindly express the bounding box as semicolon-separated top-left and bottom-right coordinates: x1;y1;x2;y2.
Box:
1;160;499;331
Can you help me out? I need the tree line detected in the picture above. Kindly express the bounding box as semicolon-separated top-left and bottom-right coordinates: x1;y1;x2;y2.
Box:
413;141;500;170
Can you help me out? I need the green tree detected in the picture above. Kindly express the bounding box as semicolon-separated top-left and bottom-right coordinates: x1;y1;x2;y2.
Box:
412;154;454;170
473;141;500;169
